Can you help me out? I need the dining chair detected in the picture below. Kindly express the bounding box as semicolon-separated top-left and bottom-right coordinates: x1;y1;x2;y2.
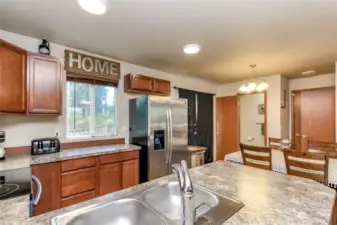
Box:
269;137;293;150
239;143;272;171
283;150;328;184
307;140;337;155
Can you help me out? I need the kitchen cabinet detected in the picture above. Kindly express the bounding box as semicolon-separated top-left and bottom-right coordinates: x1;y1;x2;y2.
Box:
0;40;27;113
31;162;61;216
99;163;122;196
31;150;139;216
122;159;139;189
124;73;171;96
28;53;62;115
61;167;97;197
153;78;170;95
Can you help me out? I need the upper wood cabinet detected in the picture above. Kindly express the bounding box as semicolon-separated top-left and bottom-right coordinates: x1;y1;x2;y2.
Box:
124;73;171;96
0;40;27;113
28;53;62;115
153;78;171;95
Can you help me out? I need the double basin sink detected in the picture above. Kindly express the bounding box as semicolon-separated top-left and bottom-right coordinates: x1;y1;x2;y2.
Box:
52;180;244;225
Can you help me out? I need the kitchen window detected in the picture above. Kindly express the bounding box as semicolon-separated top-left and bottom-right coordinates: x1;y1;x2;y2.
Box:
66;81;117;138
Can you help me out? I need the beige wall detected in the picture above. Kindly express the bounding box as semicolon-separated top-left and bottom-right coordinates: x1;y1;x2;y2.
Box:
288;73;335;137
216;74;282;140
239;93;265;146
0;30;217;149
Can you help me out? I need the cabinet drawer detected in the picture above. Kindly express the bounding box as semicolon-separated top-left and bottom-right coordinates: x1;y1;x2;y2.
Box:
99;151;139;165
62;157;97;172
153;79;170;94
129;74;153;91
61;167;96;197
61;190;96;208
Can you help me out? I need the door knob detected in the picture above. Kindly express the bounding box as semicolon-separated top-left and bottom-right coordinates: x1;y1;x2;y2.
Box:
295;133;301;137
302;134;308;139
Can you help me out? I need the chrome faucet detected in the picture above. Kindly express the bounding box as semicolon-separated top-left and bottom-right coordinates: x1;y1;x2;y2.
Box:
172;160;195;225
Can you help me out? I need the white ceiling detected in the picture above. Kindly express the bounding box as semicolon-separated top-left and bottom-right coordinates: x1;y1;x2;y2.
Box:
1;0;337;83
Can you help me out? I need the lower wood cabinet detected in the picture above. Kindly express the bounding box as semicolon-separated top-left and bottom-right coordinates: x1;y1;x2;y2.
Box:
122;159;139;189
61;190;96;208
99;163;122;196
32;162;61;216
61;167;97;197
32;150;139;216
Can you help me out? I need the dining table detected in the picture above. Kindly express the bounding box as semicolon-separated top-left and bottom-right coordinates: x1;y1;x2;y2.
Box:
225;149;337;189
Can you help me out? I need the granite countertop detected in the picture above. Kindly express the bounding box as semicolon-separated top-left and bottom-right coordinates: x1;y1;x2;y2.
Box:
187;145;207;153
0;144;141;171
30;144;141;165
2;161;335;225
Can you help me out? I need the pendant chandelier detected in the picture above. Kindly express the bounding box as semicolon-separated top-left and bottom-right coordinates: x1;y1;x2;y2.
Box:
238;64;268;94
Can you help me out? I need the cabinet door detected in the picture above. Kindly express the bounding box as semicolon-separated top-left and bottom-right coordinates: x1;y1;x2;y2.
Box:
0;40;27;113
31;162;61;216
129;74;153;92
28;53;62;114
98;163;122;196
122;159;139;189
153;78;170;95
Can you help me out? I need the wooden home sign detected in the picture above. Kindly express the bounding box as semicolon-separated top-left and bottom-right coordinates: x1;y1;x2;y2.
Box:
64;50;121;82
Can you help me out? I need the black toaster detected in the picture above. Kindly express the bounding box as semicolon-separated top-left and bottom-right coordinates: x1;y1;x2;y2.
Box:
31;137;60;155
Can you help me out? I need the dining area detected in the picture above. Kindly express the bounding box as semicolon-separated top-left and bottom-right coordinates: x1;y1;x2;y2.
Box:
216;85;337;224
225;138;337;225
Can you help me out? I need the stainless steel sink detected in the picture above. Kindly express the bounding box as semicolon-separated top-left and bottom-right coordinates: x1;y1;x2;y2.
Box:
51;198;166;225
52;180;244;225
141;181;219;220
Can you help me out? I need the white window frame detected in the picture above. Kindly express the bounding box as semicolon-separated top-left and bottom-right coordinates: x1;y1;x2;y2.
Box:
66;82;118;139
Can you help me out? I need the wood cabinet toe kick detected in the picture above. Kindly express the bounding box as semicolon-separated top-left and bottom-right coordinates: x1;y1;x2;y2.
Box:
32;150;139;216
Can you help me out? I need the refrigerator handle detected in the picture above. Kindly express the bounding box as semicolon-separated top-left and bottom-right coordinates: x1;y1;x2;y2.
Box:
165;109;171;164
168;108;173;164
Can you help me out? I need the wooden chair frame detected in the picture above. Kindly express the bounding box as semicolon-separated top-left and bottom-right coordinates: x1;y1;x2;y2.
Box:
283;149;329;184
307;140;337;155
239;143;272;171
269;137;294;150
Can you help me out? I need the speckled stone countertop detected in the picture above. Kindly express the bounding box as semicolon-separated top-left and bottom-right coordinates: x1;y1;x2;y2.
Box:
187;145;207;153
2;161;335;225
30;144;141;165
0;144;141;172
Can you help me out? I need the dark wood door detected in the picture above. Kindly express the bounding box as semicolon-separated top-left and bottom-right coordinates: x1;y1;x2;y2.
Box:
0;40;27;113
28;53;62;114
293;88;335;151
122;159;139;189
216;96;239;160
32;162;61;216
293;92;302;150
98;162;122;196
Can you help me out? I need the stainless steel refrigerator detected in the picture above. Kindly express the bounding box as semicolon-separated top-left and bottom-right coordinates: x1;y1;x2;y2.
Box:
129;96;188;183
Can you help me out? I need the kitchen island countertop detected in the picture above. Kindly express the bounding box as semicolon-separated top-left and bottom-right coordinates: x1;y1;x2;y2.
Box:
2;161;336;225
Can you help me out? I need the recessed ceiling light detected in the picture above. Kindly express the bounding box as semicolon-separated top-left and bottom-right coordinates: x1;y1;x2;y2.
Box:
301;70;316;76
78;0;107;15
183;44;201;54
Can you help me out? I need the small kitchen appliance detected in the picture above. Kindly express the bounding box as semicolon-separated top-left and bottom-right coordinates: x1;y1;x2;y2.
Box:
31;136;60;155
0;131;5;160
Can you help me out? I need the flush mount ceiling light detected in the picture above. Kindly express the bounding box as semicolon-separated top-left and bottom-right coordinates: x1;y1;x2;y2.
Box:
238;64;269;94
183;44;201;54
78;0;107;15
